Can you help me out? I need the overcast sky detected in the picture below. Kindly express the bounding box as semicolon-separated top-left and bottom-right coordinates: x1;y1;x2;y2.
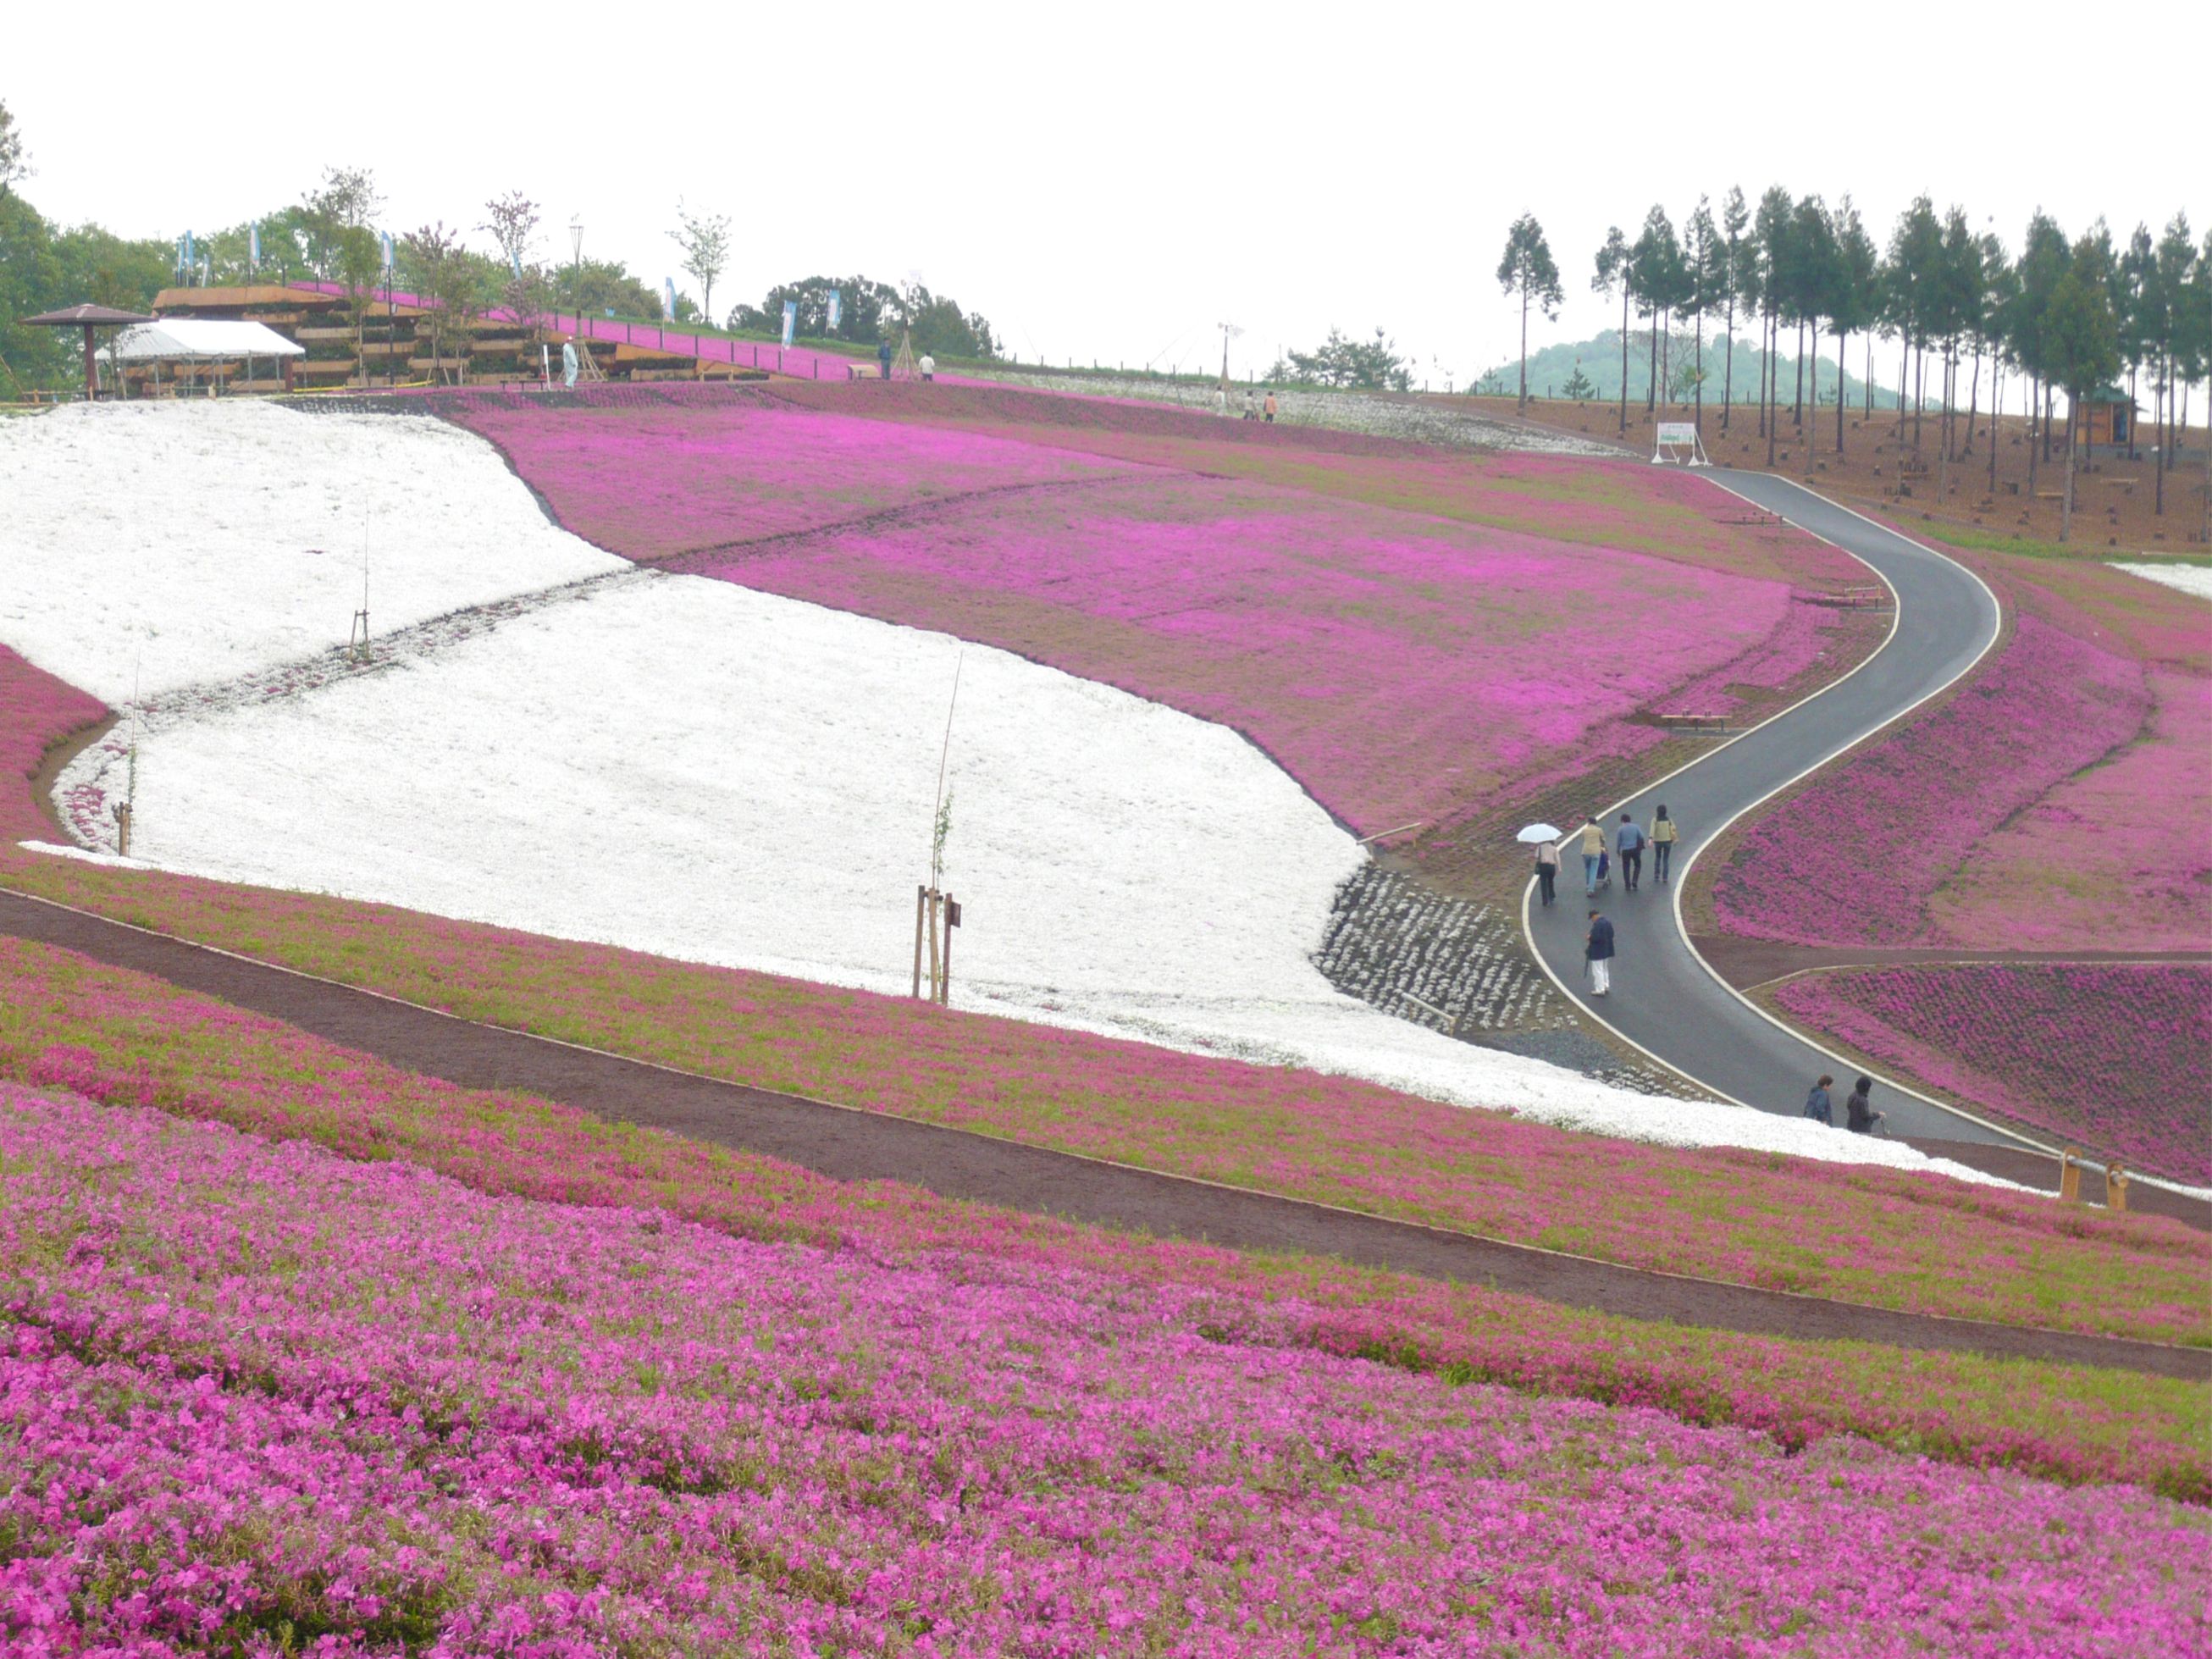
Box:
10;2;2203;389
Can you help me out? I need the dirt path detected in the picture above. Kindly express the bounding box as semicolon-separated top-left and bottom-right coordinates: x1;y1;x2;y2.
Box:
3;887;2199;1380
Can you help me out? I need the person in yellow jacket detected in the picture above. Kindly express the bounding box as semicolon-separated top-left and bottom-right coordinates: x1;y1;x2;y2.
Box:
1649;804;1679;885
1579;813;1607;895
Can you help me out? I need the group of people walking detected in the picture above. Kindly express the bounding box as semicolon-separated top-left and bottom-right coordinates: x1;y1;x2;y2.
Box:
1531;805;1678;910
1535;808;1888;1131
1214;388;1279;422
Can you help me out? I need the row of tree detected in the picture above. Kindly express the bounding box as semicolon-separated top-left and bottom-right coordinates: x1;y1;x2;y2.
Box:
0;103;1002;390
1497;195;2212;533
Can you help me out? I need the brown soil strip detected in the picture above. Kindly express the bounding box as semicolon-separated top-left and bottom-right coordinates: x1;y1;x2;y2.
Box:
27;712;116;843
3;888;2199;1380
1693;934;2212;991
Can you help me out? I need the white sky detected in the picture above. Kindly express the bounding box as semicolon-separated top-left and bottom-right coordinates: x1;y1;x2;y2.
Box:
9;2;2204;390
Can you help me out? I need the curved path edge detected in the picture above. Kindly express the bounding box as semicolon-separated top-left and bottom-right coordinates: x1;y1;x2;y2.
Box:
1;887;2198;1380
1525;471;2042;1151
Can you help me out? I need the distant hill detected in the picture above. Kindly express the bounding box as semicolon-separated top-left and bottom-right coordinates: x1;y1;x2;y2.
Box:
1478;329;1900;411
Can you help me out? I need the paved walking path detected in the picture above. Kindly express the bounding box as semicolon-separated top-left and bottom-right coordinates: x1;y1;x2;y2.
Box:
3;888;2198;1379
1526;472;2029;1147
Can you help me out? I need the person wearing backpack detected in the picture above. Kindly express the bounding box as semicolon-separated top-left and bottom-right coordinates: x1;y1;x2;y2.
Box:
1649;805;1678;885
1615;812;1646;891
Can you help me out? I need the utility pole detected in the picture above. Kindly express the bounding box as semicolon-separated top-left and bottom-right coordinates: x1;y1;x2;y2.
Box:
1217;321;1242;390
569;216;583;344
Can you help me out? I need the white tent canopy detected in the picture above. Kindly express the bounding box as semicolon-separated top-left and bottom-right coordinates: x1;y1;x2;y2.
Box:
101;319;304;362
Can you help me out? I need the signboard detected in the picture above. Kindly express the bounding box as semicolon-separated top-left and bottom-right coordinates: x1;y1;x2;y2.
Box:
827;288;843;331
1656;422;1698;447
781;300;798;349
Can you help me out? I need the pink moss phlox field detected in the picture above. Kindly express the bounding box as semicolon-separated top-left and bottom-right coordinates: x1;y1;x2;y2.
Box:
4;934;2209;1510
0;644;107;843
1712;614;2148;946
6;1085;2207;1656
7;929;2204;1349
1927;667;2212;950
1776;965;2212;1184
455;397;1136;561
449;395;1850;837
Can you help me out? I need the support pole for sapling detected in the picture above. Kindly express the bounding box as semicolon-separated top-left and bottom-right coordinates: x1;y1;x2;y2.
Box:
926;888;942;1002
938;895;955;1005
2104;1163;2129;1213
912;885;927;998
2059;1147;2082;1204
111;802;132;858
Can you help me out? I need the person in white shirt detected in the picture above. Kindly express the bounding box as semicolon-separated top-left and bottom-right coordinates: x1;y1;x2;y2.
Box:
919;353;936;382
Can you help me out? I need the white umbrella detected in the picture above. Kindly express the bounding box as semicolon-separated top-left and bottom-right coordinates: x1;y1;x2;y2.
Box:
1515;822;1562;843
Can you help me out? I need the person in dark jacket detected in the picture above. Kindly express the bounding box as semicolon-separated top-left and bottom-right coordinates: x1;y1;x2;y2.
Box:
1845;1076;1885;1134
877;339;894;379
1802;1074;1835;1125
1615;812;1646;891
1584;909;1615;995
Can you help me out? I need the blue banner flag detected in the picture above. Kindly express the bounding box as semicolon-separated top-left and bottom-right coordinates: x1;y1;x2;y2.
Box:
380;231;394;273
511;250;523;279
249;222;260;272
827;288;842;332
781;300;797;349
180;230;193;278
664;277;677;320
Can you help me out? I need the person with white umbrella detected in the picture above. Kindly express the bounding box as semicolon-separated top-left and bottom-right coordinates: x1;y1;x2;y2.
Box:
1518;821;1563;908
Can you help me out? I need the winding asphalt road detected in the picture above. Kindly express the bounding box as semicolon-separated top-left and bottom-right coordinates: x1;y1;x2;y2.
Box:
1524;470;2030;1147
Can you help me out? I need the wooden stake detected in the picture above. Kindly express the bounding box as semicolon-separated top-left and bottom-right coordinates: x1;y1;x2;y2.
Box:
938;892;954;1005
2104;1164;2129;1214
2058;1147;2082;1204
912;885;927;998
926;888;942;1004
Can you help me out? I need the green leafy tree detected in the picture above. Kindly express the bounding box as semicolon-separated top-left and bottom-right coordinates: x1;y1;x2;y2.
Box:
1560;362;1595;401
1496;213;1562;412
1590;225;1632;435
1;99;31;198
2042;246;2121;542
2147;213;2196;512
1718;185;1750;430
2115;223;2157;462
1684;196;1723;430
400;222;470;383
1976;236;2020;495
1749;185;1791;456
671;202;732;329
1783;195;1834;428
1275;326;1412;390
1629;204;1685;413
1882;196;1943;451
2006;211;2071;480
480;191;539;281
1825;197;1881;455
731;275;904;342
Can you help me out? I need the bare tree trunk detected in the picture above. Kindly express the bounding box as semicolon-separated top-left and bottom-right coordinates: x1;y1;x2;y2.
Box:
1964;346;1981;459
1618;290;1630;436
1989;366;2000;496
1647;310;1659;412
2028;375;2040;493
1518;288;1529;412
1766;312;1778;468
1695;308;1705;431
1722;294;1737;431
1835;330;1846;454
2126;360;2139;462
1913;343;1925;453
1895;346;1907;443
2156;353;2166;515
1757;315;1768;438
1793;319;1806;422
2061;395;2077;542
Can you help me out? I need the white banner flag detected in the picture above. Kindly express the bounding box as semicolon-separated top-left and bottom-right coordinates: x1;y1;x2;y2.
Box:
827;288;842;331
781;300;797;349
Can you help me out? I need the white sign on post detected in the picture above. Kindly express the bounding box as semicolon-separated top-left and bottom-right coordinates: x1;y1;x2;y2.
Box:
1652;421;1711;467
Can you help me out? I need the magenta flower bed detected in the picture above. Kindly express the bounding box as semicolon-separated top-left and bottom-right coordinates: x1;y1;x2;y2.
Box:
456;395;1132;561
0;643;106;843
1712;615;2148;945
1927;666;2212;950
6;1084;2205;1656
1775;964;2212;1183
450;395;1837;838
